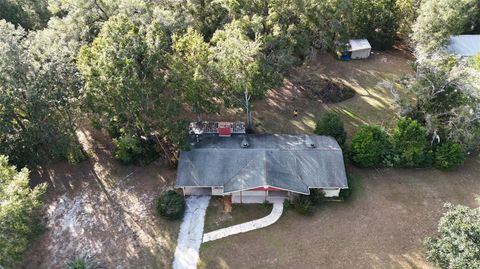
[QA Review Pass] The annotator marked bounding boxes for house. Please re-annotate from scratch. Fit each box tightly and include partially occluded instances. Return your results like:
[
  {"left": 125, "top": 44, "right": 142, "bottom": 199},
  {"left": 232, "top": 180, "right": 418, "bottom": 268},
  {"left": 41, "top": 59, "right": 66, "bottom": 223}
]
[
  {"left": 349, "top": 39, "right": 371, "bottom": 59},
  {"left": 446, "top": 35, "right": 480, "bottom": 57},
  {"left": 175, "top": 133, "right": 348, "bottom": 203}
]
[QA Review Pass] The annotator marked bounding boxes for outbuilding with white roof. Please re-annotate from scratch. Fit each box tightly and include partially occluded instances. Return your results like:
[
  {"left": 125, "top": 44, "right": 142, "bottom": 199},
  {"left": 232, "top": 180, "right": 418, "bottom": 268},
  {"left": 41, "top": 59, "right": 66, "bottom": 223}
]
[
  {"left": 349, "top": 39, "right": 372, "bottom": 59},
  {"left": 446, "top": 35, "right": 480, "bottom": 57}
]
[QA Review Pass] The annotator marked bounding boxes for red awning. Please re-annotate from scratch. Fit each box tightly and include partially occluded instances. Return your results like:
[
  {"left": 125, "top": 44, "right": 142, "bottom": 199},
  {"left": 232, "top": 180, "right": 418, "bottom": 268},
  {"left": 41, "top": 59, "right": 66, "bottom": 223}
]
[{"left": 218, "top": 127, "right": 231, "bottom": 137}]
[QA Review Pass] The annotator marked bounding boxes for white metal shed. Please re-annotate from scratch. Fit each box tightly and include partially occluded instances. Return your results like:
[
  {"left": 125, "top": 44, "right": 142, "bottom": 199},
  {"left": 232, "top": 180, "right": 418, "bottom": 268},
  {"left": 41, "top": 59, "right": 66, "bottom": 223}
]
[
  {"left": 446, "top": 35, "right": 480, "bottom": 57},
  {"left": 349, "top": 39, "right": 371, "bottom": 59}
]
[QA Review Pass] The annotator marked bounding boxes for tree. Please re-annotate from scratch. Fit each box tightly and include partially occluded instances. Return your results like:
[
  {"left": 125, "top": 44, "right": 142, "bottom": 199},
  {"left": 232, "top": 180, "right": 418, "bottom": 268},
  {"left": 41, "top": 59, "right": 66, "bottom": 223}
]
[
  {"left": 210, "top": 21, "right": 265, "bottom": 129},
  {"left": 0, "top": 20, "right": 84, "bottom": 167},
  {"left": 78, "top": 14, "right": 178, "bottom": 136},
  {"left": 350, "top": 125, "right": 389, "bottom": 167},
  {"left": 425, "top": 204, "right": 480, "bottom": 269},
  {"left": 473, "top": 53, "right": 480, "bottom": 71},
  {"left": 350, "top": 0, "right": 399, "bottom": 50},
  {"left": 170, "top": 28, "right": 219, "bottom": 119},
  {"left": 0, "top": 155, "right": 47, "bottom": 268},
  {"left": 412, "top": 0, "right": 480, "bottom": 59},
  {"left": 399, "top": 58, "right": 480, "bottom": 150},
  {"left": 0, "top": 0, "right": 51, "bottom": 30},
  {"left": 314, "top": 112, "right": 346, "bottom": 148}
]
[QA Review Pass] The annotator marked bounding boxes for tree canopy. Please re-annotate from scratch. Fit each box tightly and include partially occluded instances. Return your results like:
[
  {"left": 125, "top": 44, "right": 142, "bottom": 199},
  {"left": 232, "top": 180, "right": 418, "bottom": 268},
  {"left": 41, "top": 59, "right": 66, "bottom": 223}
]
[
  {"left": 425, "top": 204, "right": 480, "bottom": 269},
  {"left": 0, "top": 155, "right": 46, "bottom": 267}
]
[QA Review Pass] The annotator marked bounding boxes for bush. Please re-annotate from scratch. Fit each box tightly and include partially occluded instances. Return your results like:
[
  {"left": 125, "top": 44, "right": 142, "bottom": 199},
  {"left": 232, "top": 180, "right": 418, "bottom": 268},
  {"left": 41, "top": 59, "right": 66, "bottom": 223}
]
[
  {"left": 309, "top": 189, "right": 325, "bottom": 205},
  {"left": 434, "top": 142, "right": 465, "bottom": 170},
  {"left": 66, "top": 145, "right": 87, "bottom": 165},
  {"left": 66, "top": 254, "right": 101, "bottom": 269},
  {"left": 156, "top": 190, "right": 186, "bottom": 220},
  {"left": 292, "top": 194, "right": 314, "bottom": 215},
  {"left": 314, "top": 112, "right": 346, "bottom": 148},
  {"left": 391, "top": 118, "right": 431, "bottom": 167},
  {"left": 113, "top": 135, "right": 143, "bottom": 165},
  {"left": 350, "top": 125, "right": 389, "bottom": 167}
]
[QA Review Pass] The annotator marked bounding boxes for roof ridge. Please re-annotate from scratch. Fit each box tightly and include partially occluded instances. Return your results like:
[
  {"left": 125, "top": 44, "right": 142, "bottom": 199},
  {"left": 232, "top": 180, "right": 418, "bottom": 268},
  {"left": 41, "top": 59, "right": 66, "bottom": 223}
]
[{"left": 223, "top": 153, "right": 266, "bottom": 188}]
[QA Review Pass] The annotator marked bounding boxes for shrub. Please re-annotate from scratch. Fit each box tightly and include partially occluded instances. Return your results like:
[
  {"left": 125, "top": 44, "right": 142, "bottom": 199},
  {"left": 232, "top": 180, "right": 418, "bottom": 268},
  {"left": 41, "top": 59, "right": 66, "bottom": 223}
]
[
  {"left": 292, "top": 194, "right": 314, "bottom": 215},
  {"left": 350, "top": 125, "right": 389, "bottom": 167},
  {"left": 314, "top": 112, "right": 346, "bottom": 148},
  {"left": 66, "top": 145, "right": 87, "bottom": 165},
  {"left": 309, "top": 189, "right": 325, "bottom": 205},
  {"left": 434, "top": 142, "right": 465, "bottom": 170},
  {"left": 283, "top": 199, "right": 292, "bottom": 210},
  {"left": 339, "top": 188, "right": 351, "bottom": 200},
  {"left": 66, "top": 254, "right": 101, "bottom": 269},
  {"left": 156, "top": 190, "right": 186, "bottom": 220},
  {"left": 113, "top": 135, "right": 143, "bottom": 165},
  {"left": 391, "top": 118, "right": 431, "bottom": 167}
]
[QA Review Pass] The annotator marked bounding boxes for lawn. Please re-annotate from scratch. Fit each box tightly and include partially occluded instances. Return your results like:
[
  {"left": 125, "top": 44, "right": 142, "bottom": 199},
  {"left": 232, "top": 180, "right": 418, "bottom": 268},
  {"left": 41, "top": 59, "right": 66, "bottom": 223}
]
[
  {"left": 198, "top": 50, "right": 479, "bottom": 269},
  {"left": 199, "top": 159, "right": 480, "bottom": 269},
  {"left": 253, "top": 50, "right": 414, "bottom": 136},
  {"left": 204, "top": 197, "right": 273, "bottom": 233}
]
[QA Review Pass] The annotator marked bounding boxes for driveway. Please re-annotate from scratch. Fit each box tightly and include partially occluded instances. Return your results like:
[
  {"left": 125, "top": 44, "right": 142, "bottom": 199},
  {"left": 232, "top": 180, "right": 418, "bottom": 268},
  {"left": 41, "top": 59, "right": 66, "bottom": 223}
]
[{"left": 173, "top": 196, "right": 210, "bottom": 269}]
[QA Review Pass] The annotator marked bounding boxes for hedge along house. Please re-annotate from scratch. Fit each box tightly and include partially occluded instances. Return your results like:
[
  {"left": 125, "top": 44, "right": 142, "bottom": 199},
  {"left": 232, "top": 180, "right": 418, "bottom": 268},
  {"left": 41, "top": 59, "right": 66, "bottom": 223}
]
[{"left": 175, "top": 131, "right": 348, "bottom": 204}]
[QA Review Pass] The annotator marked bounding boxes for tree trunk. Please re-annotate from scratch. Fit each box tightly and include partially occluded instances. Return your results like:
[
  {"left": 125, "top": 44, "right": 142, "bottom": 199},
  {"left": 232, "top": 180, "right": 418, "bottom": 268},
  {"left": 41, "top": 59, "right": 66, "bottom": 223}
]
[{"left": 244, "top": 89, "right": 252, "bottom": 129}]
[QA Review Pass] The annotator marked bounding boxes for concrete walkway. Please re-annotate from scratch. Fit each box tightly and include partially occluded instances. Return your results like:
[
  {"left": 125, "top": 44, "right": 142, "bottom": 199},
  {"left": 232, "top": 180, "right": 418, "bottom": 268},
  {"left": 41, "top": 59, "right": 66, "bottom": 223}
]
[
  {"left": 202, "top": 201, "right": 283, "bottom": 243},
  {"left": 172, "top": 196, "right": 210, "bottom": 269}
]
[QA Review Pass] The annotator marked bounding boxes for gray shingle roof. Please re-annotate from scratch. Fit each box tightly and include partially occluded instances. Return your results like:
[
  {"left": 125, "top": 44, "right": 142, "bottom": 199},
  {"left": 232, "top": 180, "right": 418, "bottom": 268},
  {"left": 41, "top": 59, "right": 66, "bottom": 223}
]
[{"left": 175, "top": 134, "right": 348, "bottom": 194}]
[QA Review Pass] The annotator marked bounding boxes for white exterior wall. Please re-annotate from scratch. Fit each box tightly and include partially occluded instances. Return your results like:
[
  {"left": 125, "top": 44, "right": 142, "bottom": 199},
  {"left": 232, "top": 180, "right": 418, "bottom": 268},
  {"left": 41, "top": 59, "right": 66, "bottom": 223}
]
[
  {"left": 211, "top": 186, "right": 224, "bottom": 195},
  {"left": 322, "top": 188, "right": 340, "bottom": 197},
  {"left": 351, "top": 48, "right": 371, "bottom": 59},
  {"left": 183, "top": 187, "right": 212, "bottom": 196},
  {"left": 232, "top": 190, "right": 267, "bottom": 203}
]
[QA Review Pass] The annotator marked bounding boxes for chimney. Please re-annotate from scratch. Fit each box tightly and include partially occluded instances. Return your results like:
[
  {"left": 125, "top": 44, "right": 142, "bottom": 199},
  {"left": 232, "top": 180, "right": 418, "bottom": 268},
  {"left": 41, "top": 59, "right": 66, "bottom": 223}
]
[
  {"left": 305, "top": 135, "right": 315, "bottom": 148},
  {"left": 241, "top": 136, "right": 250, "bottom": 148}
]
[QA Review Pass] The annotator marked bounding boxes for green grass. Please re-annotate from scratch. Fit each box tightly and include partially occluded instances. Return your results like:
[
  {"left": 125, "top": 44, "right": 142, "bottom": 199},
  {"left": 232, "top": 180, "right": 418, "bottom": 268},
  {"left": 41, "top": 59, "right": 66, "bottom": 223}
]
[{"left": 343, "top": 172, "right": 364, "bottom": 203}]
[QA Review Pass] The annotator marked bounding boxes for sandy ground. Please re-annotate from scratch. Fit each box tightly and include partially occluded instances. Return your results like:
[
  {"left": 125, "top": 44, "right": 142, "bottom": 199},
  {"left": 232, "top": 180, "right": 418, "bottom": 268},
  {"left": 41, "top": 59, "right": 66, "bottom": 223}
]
[
  {"left": 21, "top": 127, "right": 179, "bottom": 269},
  {"left": 199, "top": 157, "right": 480, "bottom": 269}
]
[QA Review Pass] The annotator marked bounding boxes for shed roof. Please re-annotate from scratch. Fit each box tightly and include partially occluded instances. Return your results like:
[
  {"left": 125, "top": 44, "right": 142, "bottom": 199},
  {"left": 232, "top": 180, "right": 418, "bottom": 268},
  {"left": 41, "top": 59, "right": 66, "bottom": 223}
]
[
  {"left": 349, "top": 39, "right": 371, "bottom": 51},
  {"left": 176, "top": 134, "right": 348, "bottom": 194},
  {"left": 446, "top": 35, "right": 480, "bottom": 57}
]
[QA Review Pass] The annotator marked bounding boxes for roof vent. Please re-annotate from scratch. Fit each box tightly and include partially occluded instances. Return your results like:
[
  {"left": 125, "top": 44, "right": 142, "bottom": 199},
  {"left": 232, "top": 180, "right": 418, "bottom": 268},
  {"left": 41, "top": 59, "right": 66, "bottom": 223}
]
[
  {"left": 305, "top": 135, "right": 316, "bottom": 148},
  {"left": 241, "top": 137, "right": 250, "bottom": 148}
]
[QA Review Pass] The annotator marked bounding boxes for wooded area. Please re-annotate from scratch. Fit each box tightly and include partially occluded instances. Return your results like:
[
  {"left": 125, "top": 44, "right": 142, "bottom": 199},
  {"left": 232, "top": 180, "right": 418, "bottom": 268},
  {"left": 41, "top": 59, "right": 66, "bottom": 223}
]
[{"left": 1, "top": 0, "right": 480, "bottom": 268}]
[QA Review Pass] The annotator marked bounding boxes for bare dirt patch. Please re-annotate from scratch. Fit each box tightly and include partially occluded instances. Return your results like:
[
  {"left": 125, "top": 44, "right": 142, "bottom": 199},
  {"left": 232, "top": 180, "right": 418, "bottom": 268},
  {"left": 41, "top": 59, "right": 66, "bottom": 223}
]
[
  {"left": 199, "top": 157, "right": 480, "bottom": 269},
  {"left": 291, "top": 75, "right": 356, "bottom": 103},
  {"left": 21, "top": 127, "right": 179, "bottom": 269}
]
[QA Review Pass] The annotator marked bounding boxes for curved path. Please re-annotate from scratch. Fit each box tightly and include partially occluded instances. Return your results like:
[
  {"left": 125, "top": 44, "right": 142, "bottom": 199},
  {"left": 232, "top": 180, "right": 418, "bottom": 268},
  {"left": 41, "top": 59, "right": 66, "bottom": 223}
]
[
  {"left": 202, "top": 201, "right": 284, "bottom": 243},
  {"left": 172, "top": 196, "right": 210, "bottom": 269}
]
